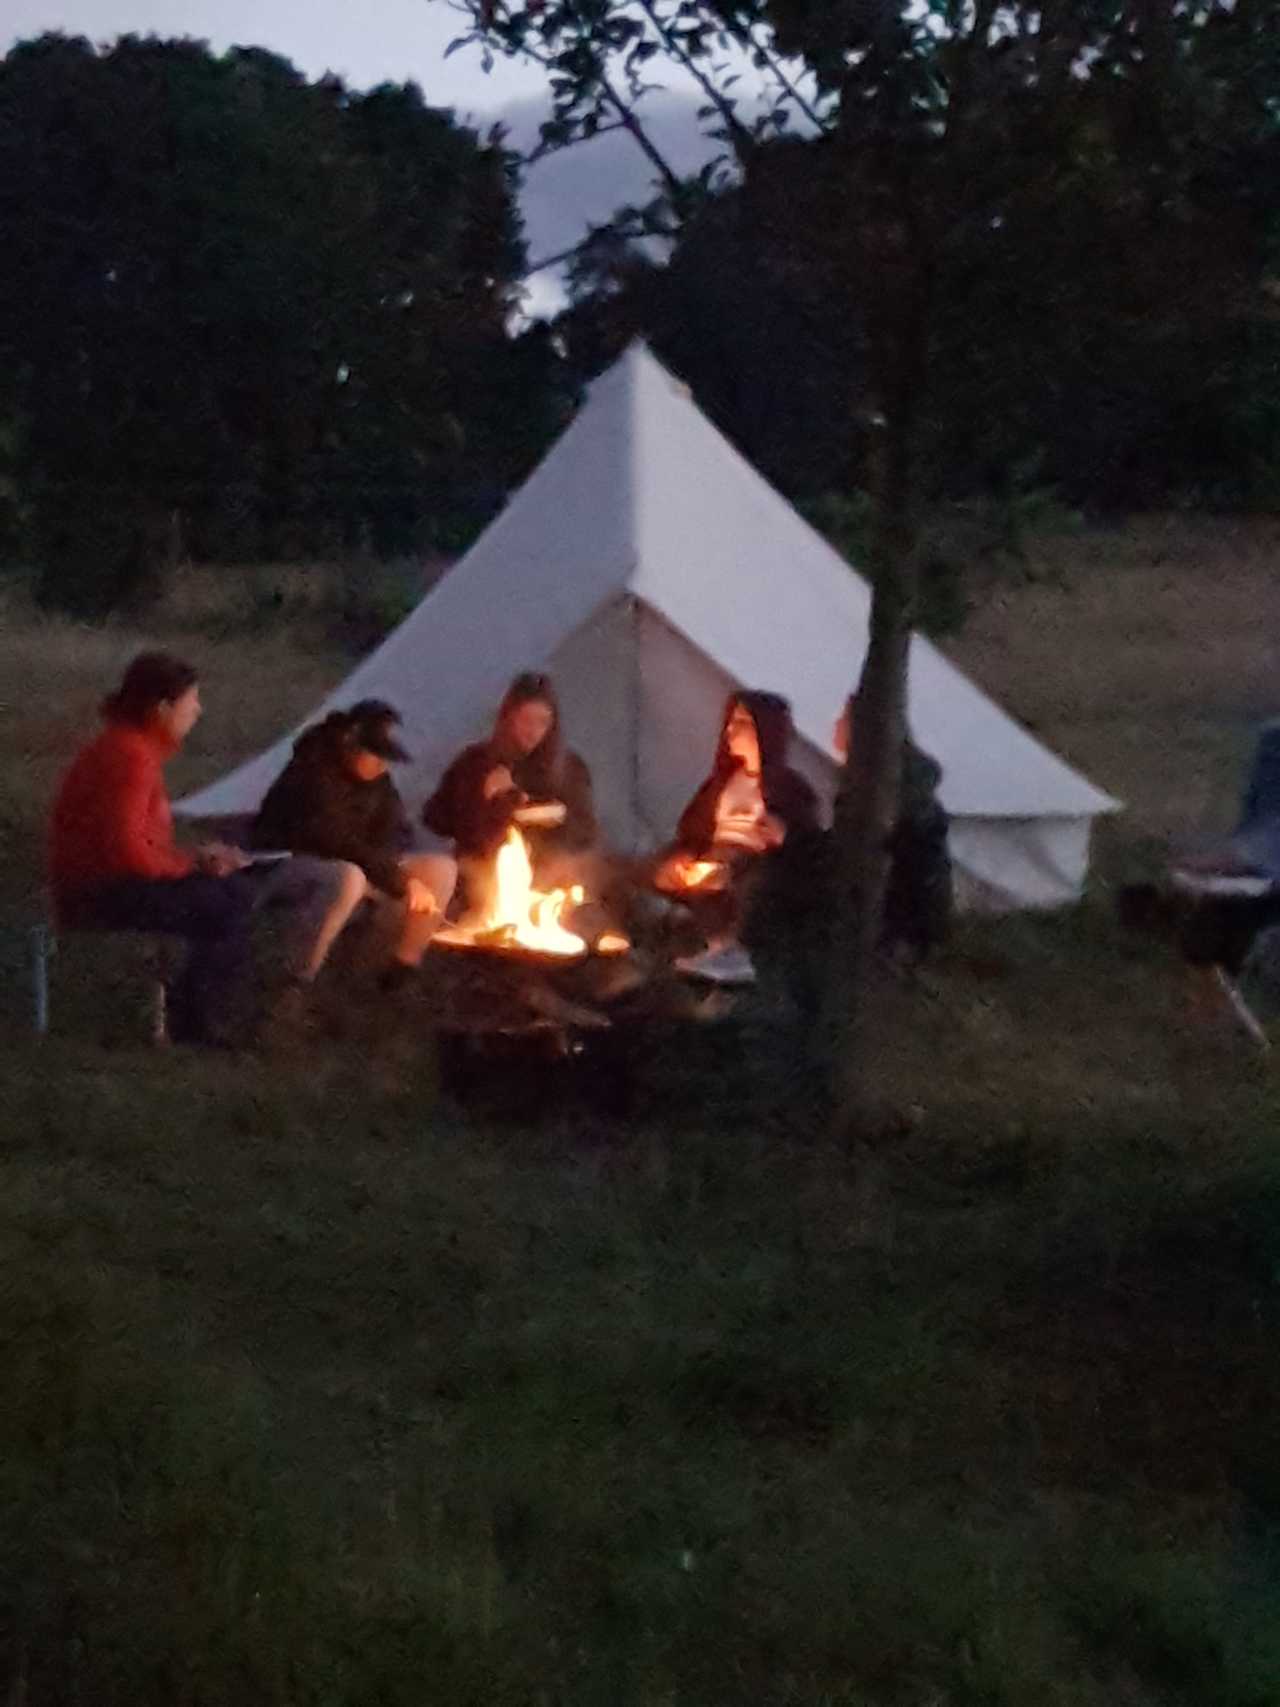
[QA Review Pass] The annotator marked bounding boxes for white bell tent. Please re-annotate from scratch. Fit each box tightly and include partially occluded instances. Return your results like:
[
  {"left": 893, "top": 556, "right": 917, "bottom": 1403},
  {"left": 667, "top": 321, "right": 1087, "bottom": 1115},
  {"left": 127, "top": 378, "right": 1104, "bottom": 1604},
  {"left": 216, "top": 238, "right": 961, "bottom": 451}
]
[{"left": 181, "top": 341, "right": 1118, "bottom": 907}]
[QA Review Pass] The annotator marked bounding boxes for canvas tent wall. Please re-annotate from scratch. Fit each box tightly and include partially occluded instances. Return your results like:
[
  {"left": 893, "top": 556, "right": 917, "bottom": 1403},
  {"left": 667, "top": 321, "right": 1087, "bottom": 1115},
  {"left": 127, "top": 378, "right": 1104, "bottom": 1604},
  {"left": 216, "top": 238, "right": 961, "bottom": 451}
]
[{"left": 181, "top": 341, "right": 1119, "bottom": 908}]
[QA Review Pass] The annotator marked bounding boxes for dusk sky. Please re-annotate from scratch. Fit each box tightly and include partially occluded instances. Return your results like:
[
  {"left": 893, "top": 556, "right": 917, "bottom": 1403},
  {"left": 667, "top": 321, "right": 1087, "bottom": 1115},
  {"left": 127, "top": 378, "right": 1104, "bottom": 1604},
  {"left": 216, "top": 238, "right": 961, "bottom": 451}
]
[
  {"left": 4, "top": 1, "right": 549, "bottom": 111},
  {"left": 3, "top": 2, "right": 719, "bottom": 311}
]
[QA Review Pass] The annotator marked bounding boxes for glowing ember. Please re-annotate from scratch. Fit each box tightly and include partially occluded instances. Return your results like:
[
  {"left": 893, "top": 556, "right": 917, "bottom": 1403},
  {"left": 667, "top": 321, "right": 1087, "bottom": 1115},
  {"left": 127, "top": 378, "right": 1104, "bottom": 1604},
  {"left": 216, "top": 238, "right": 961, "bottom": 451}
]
[
  {"left": 478, "top": 826, "right": 587, "bottom": 957},
  {"left": 595, "top": 930, "right": 631, "bottom": 956}
]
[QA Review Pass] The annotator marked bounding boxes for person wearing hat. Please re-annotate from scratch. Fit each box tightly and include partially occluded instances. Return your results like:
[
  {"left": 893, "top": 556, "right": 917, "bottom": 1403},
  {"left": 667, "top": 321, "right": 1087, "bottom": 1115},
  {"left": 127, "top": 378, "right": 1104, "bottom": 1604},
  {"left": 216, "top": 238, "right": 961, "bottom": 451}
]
[
  {"left": 250, "top": 699, "right": 456, "bottom": 989},
  {"left": 48, "top": 651, "right": 364, "bottom": 1044}
]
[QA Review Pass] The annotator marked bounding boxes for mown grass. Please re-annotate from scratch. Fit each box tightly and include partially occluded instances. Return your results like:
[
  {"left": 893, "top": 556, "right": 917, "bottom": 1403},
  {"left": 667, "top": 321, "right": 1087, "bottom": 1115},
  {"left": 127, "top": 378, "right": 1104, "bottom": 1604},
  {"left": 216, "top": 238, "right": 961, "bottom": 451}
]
[
  {"left": 5, "top": 524, "right": 1280, "bottom": 1703},
  {"left": 5, "top": 1018, "right": 1280, "bottom": 1704}
]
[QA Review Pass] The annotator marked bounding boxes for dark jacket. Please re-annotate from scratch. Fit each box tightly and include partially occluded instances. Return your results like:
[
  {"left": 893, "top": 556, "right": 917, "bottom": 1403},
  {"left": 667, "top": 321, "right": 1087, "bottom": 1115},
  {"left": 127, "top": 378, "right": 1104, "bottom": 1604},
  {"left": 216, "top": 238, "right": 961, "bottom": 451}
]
[
  {"left": 250, "top": 714, "right": 413, "bottom": 897},
  {"left": 675, "top": 690, "right": 820, "bottom": 858},
  {"left": 423, "top": 739, "right": 597, "bottom": 863},
  {"left": 883, "top": 742, "right": 952, "bottom": 954}
]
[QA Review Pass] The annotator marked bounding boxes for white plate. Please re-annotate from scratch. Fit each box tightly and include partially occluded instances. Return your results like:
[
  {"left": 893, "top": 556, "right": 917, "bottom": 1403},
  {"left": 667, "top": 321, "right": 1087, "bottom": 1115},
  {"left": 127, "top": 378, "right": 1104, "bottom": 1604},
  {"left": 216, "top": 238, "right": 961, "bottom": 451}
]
[
  {"left": 514, "top": 802, "right": 567, "bottom": 827},
  {"left": 1170, "top": 869, "right": 1276, "bottom": 900}
]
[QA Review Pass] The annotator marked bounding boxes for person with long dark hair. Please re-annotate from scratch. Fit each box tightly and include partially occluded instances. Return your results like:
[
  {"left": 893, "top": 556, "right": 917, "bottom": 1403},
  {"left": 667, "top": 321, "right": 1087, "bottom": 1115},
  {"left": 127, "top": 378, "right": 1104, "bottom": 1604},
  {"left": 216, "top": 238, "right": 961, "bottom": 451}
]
[
  {"left": 49, "top": 653, "right": 369, "bottom": 1043},
  {"left": 423, "top": 671, "right": 597, "bottom": 909},
  {"left": 655, "top": 690, "right": 820, "bottom": 985}
]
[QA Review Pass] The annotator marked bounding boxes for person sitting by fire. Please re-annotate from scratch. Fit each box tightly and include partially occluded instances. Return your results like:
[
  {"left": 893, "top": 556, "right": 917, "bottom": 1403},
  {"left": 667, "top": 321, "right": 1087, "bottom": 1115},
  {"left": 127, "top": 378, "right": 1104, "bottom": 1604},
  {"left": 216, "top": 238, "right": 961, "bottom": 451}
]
[
  {"left": 250, "top": 699, "right": 457, "bottom": 993},
  {"left": 831, "top": 700, "right": 953, "bottom": 966},
  {"left": 654, "top": 691, "right": 821, "bottom": 987},
  {"left": 422, "top": 671, "right": 598, "bottom": 916},
  {"left": 49, "top": 652, "right": 367, "bottom": 1045}
]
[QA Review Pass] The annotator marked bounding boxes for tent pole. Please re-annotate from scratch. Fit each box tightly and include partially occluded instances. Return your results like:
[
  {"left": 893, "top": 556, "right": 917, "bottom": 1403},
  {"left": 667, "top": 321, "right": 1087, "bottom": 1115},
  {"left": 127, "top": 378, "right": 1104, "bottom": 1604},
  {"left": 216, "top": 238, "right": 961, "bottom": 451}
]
[{"left": 627, "top": 594, "right": 642, "bottom": 849}]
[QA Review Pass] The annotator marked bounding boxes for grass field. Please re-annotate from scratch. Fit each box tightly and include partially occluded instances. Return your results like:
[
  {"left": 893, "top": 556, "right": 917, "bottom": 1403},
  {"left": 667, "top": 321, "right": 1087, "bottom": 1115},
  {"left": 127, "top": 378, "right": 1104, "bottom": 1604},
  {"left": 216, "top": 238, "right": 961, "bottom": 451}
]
[{"left": 4, "top": 523, "right": 1280, "bottom": 1704}]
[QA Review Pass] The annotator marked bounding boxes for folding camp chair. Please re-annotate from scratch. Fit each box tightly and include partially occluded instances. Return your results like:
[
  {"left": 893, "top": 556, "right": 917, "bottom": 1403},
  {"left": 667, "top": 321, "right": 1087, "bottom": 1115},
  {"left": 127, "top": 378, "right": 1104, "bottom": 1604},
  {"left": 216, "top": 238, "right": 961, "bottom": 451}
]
[
  {"left": 28, "top": 918, "right": 174, "bottom": 1045},
  {"left": 1162, "top": 719, "right": 1280, "bottom": 1050}
]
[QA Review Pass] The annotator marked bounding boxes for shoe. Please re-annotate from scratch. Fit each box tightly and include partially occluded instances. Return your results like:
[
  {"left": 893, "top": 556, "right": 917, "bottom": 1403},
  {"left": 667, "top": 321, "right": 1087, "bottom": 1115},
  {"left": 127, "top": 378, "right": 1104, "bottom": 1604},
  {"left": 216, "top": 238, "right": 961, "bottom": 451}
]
[{"left": 673, "top": 943, "right": 757, "bottom": 986}]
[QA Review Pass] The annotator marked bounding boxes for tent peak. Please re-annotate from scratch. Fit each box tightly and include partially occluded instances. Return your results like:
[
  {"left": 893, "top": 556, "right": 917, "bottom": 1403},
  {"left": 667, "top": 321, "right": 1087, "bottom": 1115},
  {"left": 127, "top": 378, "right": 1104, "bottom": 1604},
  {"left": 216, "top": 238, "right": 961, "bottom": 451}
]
[{"left": 599, "top": 338, "right": 693, "bottom": 401}]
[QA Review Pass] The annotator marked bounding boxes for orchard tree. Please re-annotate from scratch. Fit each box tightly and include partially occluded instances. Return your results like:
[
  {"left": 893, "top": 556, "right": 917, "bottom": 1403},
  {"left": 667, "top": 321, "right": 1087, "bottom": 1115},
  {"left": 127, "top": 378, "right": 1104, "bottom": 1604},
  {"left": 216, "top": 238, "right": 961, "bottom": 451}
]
[{"left": 445, "top": 0, "right": 1273, "bottom": 1130}]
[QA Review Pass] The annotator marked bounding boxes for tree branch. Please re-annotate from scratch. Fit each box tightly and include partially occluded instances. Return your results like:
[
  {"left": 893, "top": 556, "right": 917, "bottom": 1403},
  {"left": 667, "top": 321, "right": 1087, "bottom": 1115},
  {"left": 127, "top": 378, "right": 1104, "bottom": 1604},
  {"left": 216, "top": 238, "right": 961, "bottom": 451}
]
[
  {"left": 717, "top": 12, "right": 831, "bottom": 136},
  {"left": 631, "top": 0, "right": 755, "bottom": 162},
  {"left": 458, "top": 3, "right": 687, "bottom": 196}
]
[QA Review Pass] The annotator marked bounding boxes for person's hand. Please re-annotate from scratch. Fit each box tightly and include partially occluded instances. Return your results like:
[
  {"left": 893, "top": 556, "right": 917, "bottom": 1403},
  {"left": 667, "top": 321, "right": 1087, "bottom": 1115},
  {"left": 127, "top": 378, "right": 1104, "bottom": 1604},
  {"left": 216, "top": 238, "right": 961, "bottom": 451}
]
[
  {"left": 483, "top": 765, "right": 515, "bottom": 800},
  {"left": 405, "top": 876, "right": 437, "bottom": 915},
  {"left": 196, "top": 842, "right": 249, "bottom": 877},
  {"left": 761, "top": 813, "right": 786, "bottom": 849}
]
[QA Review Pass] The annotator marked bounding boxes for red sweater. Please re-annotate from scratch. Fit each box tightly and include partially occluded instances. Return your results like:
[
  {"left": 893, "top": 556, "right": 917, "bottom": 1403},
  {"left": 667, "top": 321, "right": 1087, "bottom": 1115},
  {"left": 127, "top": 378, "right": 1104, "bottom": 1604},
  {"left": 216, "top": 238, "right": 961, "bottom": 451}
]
[{"left": 49, "top": 722, "right": 194, "bottom": 908}]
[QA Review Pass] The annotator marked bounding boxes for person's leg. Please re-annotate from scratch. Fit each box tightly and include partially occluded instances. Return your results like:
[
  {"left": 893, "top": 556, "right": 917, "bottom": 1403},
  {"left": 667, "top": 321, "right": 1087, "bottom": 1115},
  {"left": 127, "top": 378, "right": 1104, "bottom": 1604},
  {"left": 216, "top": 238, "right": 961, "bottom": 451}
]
[
  {"left": 85, "top": 874, "right": 254, "bottom": 1042},
  {"left": 390, "top": 852, "right": 457, "bottom": 968},
  {"left": 688, "top": 846, "right": 754, "bottom": 949},
  {"left": 256, "top": 856, "right": 369, "bottom": 983},
  {"left": 455, "top": 853, "right": 496, "bottom": 924}
]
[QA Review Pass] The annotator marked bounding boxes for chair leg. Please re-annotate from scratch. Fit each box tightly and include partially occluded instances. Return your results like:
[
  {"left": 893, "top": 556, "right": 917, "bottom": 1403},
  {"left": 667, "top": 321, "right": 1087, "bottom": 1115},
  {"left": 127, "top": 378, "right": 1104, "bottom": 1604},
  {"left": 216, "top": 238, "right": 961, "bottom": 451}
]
[
  {"left": 148, "top": 979, "right": 170, "bottom": 1047},
  {"left": 1213, "top": 966, "right": 1271, "bottom": 1051},
  {"left": 30, "top": 926, "right": 51, "bottom": 1037}
]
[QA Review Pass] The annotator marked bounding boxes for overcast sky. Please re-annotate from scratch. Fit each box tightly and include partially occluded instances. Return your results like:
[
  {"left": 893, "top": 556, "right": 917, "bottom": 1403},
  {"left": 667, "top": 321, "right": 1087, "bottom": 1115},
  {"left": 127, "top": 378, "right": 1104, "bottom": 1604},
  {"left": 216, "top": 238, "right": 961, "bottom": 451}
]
[{"left": 4, "top": 1, "right": 719, "bottom": 314}]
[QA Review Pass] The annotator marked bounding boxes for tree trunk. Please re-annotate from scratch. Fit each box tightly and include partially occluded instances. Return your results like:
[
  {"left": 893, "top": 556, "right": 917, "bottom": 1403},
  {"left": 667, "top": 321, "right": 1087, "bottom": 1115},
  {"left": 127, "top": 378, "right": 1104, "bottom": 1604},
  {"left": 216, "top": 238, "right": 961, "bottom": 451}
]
[{"left": 824, "top": 241, "right": 926, "bottom": 1136}]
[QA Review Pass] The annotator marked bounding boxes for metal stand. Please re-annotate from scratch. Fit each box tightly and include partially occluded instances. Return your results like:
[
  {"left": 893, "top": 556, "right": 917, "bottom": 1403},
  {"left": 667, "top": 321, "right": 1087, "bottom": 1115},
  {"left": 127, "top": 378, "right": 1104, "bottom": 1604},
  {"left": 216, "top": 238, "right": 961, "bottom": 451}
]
[
  {"left": 30, "top": 925, "right": 51, "bottom": 1037},
  {"left": 1213, "top": 966, "right": 1271, "bottom": 1052}
]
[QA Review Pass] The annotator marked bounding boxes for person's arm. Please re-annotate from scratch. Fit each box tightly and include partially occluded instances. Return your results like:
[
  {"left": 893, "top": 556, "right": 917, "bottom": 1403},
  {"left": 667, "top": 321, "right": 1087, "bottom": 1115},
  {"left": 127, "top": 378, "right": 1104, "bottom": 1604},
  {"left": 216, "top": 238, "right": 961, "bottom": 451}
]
[
  {"left": 249, "top": 770, "right": 292, "bottom": 851},
  {"left": 775, "top": 769, "right": 821, "bottom": 838},
  {"left": 421, "top": 757, "right": 462, "bottom": 839},
  {"left": 424, "top": 748, "right": 521, "bottom": 852},
  {"left": 386, "top": 784, "right": 414, "bottom": 856},
  {"left": 262, "top": 767, "right": 408, "bottom": 896},
  {"left": 557, "top": 755, "right": 598, "bottom": 852},
  {"left": 352, "top": 783, "right": 414, "bottom": 896},
  {"left": 98, "top": 744, "right": 194, "bottom": 880},
  {"left": 354, "top": 844, "right": 408, "bottom": 899},
  {"left": 675, "top": 771, "right": 726, "bottom": 859}
]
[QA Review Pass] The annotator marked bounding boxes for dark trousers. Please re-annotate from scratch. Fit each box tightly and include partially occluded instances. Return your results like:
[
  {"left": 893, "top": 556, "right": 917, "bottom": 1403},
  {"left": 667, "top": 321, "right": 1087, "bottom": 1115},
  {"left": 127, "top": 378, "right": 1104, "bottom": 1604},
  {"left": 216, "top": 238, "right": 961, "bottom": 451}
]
[{"left": 70, "top": 873, "right": 257, "bottom": 1042}]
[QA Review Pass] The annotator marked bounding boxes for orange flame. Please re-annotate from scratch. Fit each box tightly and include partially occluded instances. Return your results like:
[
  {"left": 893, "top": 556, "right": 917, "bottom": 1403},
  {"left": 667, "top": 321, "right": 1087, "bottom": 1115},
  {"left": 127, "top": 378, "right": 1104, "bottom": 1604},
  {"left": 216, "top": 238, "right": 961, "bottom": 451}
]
[{"left": 480, "top": 827, "right": 587, "bottom": 957}]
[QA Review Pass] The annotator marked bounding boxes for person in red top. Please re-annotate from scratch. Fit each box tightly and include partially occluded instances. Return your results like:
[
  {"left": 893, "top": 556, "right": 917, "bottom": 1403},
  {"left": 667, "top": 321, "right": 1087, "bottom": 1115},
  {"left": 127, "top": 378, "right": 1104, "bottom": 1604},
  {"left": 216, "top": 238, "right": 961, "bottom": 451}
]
[{"left": 50, "top": 653, "right": 259, "bottom": 1043}]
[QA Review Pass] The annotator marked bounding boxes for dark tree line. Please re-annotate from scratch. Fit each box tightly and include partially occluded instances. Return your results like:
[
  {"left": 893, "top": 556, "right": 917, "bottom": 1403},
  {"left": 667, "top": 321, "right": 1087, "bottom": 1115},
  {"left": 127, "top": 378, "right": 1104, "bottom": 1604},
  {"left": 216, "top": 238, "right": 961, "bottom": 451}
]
[{"left": 0, "top": 33, "right": 562, "bottom": 612}]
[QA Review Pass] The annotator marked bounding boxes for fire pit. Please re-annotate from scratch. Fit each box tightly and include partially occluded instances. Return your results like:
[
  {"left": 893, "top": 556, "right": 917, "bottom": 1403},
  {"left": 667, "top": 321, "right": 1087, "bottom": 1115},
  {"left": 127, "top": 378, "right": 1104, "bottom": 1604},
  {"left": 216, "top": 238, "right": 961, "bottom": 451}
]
[
  {"left": 421, "top": 827, "right": 751, "bottom": 1121},
  {"left": 427, "top": 826, "right": 642, "bottom": 1042}
]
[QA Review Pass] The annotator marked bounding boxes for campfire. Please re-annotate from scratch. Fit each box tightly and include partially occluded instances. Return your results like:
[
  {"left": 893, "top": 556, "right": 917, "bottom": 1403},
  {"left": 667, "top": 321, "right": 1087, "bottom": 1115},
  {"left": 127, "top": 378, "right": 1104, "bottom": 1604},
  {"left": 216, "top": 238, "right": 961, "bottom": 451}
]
[{"left": 436, "top": 827, "right": 628, "bottom": 960}]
